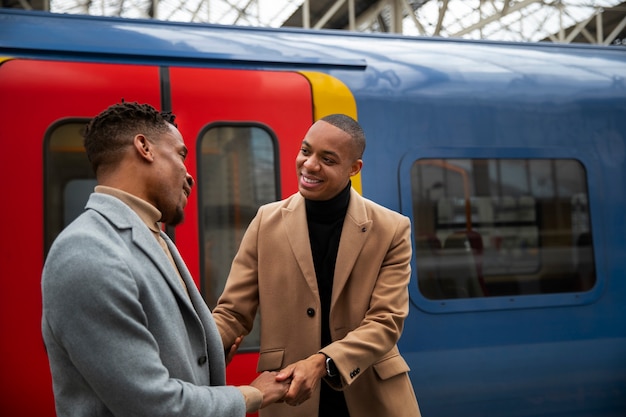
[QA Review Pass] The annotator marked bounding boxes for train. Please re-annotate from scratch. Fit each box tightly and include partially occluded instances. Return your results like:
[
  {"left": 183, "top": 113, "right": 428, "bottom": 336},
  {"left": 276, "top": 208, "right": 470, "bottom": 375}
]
[{"left": 1, "top": 8, "right": 625, "bottom": 417}]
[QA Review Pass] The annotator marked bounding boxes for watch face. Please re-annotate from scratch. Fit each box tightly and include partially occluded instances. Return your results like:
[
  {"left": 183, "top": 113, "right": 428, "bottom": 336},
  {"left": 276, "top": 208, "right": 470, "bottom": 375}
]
[{"left": 326, "top": 357, "right": 337, "bottom": 377}]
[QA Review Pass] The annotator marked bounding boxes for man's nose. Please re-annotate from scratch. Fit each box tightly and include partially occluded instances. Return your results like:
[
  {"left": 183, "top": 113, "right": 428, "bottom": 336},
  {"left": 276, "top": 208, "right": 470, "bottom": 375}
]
[
  {"left": 186, "top": 173, "right": 195, "bottom": 188},
  {"left": 303, "top": 156, "right": 319, "bottom": 170}
]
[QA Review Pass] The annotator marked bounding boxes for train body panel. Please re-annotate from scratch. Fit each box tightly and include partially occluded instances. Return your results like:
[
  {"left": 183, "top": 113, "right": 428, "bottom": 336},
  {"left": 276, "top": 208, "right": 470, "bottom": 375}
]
[{"left": 1, "top": 9, "right": 625, "bottom": 417}]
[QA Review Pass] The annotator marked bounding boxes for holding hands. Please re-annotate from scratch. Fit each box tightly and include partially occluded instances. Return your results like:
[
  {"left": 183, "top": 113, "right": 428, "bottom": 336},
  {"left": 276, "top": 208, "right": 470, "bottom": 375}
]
[
  {"left": 275, "top": 353, "right": 327, "bottom": 406},
  {"left": 250, "top": 371, "right": 291, "bottom": 408},
  {"left": 229, "top": 341, "right": 328, "bottom": 409}
]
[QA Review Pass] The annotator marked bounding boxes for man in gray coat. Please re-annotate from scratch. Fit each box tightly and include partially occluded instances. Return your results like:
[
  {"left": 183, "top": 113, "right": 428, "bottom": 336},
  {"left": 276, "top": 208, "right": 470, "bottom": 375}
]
[{"left": 41, "top": 101, "right": 288, "bottom": 417}]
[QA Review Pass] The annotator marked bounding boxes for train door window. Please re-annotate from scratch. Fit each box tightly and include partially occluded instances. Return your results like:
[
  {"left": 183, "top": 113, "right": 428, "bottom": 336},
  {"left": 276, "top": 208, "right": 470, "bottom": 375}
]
[
  {"left": 44, "top": 121, "right": 95, "bottom": 255},
  {"left": 198, "top": 123, "right": 278, "bottom": 349},
  {"left": 411, "top": 158, "right": 595, "bottom": 300}
]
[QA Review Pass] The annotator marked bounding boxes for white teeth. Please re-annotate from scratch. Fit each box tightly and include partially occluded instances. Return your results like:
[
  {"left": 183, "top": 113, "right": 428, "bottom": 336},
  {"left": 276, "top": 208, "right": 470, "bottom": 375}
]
[{"left": 302, "top": 176, "right": 320, "bottom": 184}]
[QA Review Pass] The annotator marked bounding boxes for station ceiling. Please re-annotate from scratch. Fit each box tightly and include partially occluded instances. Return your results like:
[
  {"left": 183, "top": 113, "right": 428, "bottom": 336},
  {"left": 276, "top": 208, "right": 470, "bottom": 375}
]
[{"left": 2, "top": 0, "right": 625, "bottom": 45}]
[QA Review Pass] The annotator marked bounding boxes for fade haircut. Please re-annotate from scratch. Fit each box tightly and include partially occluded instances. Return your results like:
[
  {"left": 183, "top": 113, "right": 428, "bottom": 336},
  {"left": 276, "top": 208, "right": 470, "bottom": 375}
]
[
  {"left": 83, "top": 101, "right": 177, "bottom": 174},
  {"left": 321, "top": 114, "right": 366, "bottom": 159}
]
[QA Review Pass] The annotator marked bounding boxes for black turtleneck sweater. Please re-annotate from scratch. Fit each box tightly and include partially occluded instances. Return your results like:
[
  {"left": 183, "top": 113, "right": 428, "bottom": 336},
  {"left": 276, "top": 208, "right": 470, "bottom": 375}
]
[{"left": 305, "top": 182, "right": 351, "bottom": 417}]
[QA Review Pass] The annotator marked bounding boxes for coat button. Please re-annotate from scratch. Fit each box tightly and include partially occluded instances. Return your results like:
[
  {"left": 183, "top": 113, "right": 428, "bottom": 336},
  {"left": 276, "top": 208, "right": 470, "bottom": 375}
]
[
  {"left": 306, "top": 308, "right": 315, "bottom": 317},
  {"left": 197, "top": 355, "right": 207, "bottom": 365}
]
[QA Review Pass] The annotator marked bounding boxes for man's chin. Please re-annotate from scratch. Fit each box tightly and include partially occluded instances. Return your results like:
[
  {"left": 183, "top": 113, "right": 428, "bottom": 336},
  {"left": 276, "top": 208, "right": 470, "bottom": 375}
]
[
  {"left": 299, "top": 189, "right": 325, "bottom": 201},
  {"left": 163, "top": 212, "right": 185, "bottom": 227}
]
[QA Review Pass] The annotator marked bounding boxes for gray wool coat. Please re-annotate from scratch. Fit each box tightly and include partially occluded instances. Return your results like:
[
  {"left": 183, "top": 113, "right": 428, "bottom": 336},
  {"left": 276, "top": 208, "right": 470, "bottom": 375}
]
[{"left": 41, "top": 193, "right": 245, "bottom": 417}]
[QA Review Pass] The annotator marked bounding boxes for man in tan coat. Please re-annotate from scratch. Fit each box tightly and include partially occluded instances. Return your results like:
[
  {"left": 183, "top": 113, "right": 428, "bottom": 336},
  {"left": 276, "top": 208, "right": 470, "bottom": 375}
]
[{"left": 213, "top": 114, "right": 421, "bottom": 417}]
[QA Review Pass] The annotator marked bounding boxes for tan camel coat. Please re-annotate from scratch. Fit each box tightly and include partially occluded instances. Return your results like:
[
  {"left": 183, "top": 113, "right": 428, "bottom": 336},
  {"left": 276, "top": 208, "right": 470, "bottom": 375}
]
[{"left": 213, "top": 189, "right": 421, "bottom": 417}]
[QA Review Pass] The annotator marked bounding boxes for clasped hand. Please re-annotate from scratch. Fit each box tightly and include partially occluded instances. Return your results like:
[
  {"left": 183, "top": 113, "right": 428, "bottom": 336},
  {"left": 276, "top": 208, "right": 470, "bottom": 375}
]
[
  {"left": 275, "top": 353, "right": 326, "bottom": 406},
  {"left": 229, "top": 337, "right": 326, "bottom": 408}
]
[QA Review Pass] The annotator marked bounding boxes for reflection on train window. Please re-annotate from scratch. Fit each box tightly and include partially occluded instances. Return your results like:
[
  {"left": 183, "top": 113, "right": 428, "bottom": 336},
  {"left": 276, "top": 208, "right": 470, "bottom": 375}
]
[
  {"left": 411, "top": 159, "right": 595, "bottom": 299},
  {"left": 198, "top": 124, "right": 278, "bottom": 349},
  {"left": 44, "top": 122, "right": 95, "bottom": 256}
]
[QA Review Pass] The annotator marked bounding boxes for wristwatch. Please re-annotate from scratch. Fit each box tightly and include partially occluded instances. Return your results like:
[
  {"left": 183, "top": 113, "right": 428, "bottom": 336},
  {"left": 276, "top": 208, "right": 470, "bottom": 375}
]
[{"left": 324, "top": 355, "right": 338, "bottom": 378}]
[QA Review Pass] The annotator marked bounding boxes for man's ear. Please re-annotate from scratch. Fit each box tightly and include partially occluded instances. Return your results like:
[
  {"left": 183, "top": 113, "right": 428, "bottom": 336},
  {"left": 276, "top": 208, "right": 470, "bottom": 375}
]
[
  {"left": 350, "top": 159, "right": 363, "bottom": 177},
  {"left": 134, "top": 134, "right": 153, "bottom": 162}
]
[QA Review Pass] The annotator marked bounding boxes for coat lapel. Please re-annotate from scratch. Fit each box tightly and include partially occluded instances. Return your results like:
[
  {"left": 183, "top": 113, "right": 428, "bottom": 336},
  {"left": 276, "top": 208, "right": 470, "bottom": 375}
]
[
  {"left": 87, "top": 193, "right": 195, "bottom": 309},
  {"left": 164, "top": 234, "right": 226, "bottom": 385},
  {"left": 282, "top": 194, "right": 320, "bottom": 294},
  {"left": 132, "top": 228, "right": 194, "bottom": 309},
  {"left": 332, "top": 189, "right": 372, "bottom": 306}
]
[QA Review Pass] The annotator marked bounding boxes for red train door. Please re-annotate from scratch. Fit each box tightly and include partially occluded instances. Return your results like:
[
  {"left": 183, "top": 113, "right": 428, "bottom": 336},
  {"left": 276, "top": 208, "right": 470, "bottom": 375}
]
[
  {"left": 167, "top": 67, "right": 359, "bottom": 403},
  {"left": 167, "top": 67, "right": 315, "bottom": 394}
]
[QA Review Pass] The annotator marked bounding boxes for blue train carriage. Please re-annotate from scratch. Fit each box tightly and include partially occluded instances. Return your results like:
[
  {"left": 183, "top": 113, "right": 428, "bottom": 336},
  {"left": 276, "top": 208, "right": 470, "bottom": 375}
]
[{"left": 0, "top": 8, "right": 625, "bottom": 417}]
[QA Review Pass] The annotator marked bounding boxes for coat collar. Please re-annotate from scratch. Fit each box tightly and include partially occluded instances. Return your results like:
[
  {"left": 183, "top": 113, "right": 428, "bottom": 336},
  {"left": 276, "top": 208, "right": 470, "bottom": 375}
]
[{"left": 85, "top": 193, "right": 194, "bottom": 309}]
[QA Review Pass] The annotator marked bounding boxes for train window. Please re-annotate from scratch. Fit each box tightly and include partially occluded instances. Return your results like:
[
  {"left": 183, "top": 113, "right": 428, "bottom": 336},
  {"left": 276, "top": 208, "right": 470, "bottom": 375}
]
[
  {"left": 198, "top": 124, "right": 278, "bottom": 350},
  {"left": 44, "top": 121, "right": 95, "bottom": 255},
  {"left": 411, "top": 159, "right": 595, "bottom": 300}
]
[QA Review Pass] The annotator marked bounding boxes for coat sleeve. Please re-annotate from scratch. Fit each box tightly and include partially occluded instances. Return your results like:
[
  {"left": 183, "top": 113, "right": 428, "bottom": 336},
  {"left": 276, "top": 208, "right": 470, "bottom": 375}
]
[
  {"left": 41, "top": 224, "right": 246, "bottom": 417},
  {"left": 212, "top": 207, "right": 263, "bottom": 349}
]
